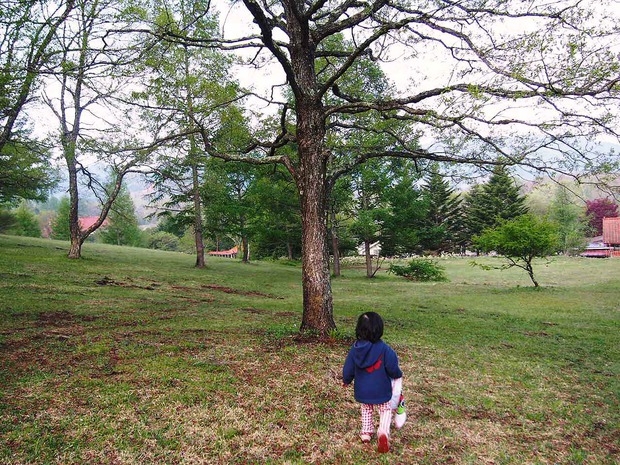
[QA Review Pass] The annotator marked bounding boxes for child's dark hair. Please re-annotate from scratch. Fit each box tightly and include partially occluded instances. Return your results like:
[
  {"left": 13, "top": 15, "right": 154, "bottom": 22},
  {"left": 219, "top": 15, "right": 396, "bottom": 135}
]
[{"left": 356, "top": 312, "right": 384, "bottom": 343}]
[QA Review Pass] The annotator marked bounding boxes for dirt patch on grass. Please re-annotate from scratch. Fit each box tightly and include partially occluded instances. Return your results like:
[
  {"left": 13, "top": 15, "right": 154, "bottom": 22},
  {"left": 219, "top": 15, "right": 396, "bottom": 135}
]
[
  {"left": 95, "top": 276, "right": 161, "bottom": 290},
  {"left": 36, "top": 310, "right": 77, "bottom": 326},
  {"left": 35, "top": 311, "right": 98, "bottom": 329},
  {"left": 201, "top": 284, "right": 280, "bottom": 298}
]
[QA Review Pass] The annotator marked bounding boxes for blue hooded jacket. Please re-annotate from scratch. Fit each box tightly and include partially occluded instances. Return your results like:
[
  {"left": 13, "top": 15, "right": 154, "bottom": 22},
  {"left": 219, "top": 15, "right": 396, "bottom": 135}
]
[{"left": 343, "top": 339, "right": 403, "bottom": 404}]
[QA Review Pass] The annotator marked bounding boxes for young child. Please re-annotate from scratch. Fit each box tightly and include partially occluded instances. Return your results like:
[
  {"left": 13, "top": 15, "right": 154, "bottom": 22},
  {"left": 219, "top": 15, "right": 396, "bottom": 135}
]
[{"left": 343, "top": 312, "right": 403, "bottom": 453}]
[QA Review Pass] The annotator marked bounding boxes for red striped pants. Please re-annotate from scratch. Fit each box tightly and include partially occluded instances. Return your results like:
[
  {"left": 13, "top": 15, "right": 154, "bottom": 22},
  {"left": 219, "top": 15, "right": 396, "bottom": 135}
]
[{"left": 360, "top": 400, "right": 392, "bottom": 436}]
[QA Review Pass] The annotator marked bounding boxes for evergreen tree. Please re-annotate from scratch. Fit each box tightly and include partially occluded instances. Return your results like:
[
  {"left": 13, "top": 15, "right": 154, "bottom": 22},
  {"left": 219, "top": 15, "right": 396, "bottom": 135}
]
[
  {"left": 0, "top": 208, "right": 17, "bottom": 234},
  {"left": 201, "top": 159, "right": 257, "bottom": 263},
  {"left": 462, "top": 184, "right": 486, "bottom": 242},
  {"left": 349, "top": 159, "right": 392, "bottom": 277},
  {"left": 247, "top": 167, "right": 301, "bottom": 260},
  {"left": 380, "top": 163, "right": 426, "bottom": 257},
  {"left": 548, "top": 185, "right": 588, "bottom": 254},
  {"left": 464, "top": 166, "right": 528, "bottom": 244},
  {"left": 50, "top": 197, "right": 71, "bottom": 241},
  {"left": 12, "top": 202, "right": 41, "bottom": 237},
  {"left": 100, "top": 186, "right": 142, "bottom": 247},
  {"left": 327, "top": 175, "right": 357, "bottom": 276},
  {"left": 0, "top": 138, "right": 58, "bottom": 204},
  {"left": 418, "top": 166, "right": 463, "bottom": 254},
  {"left": 137, "top": 2, "right": 242, "bottom": 268}
]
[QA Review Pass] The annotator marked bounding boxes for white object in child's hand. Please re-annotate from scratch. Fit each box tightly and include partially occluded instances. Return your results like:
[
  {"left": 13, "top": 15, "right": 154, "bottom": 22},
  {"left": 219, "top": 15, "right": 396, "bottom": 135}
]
[
  {"left": 391, "top": 377, "right": 407, "bottom": 429},
  {"left": 394, "top": 395, "right": 407, "bottom": 429},
  {"left": 390, "top": 377, "right": 402, "bottom": 409}
]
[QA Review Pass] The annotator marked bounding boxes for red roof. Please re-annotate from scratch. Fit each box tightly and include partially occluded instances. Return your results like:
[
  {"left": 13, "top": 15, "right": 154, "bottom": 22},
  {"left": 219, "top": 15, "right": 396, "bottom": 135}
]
[
  {"left": 79, "top": 216, "right": 108, "bottom": 231},
  {"left": 603, "top": 217, "right": 620, "bottom": 245},
  {"left": 208, "top": 246, "right": 238, "bottom": 256}
]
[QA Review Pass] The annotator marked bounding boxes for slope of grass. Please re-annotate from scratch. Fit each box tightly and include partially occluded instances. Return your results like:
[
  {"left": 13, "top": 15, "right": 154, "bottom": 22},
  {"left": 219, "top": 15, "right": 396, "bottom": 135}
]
[{"left": 0, "top": 235, "right": 618, "bottom": 464}]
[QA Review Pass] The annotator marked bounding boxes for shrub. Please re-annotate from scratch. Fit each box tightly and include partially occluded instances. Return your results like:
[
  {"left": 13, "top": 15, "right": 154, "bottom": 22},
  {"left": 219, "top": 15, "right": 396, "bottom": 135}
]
[
  {"left": 388, "top": 259, "right": 448, "bottom": 282},
  {"left": 0, "top": 210, "right": 17, "bottom": 233},
  {"left": 146, "top": 231, "right": 180, "bottom": 251}
]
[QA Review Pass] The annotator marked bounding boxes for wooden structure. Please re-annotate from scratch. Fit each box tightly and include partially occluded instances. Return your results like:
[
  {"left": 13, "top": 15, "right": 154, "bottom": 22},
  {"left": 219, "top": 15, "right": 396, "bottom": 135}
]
[
  {"left": 207, "top": 246, "right": 238, "bottom": 258},
  {"left": 582, "top": 217, "right": 620, "bottom": 257}
]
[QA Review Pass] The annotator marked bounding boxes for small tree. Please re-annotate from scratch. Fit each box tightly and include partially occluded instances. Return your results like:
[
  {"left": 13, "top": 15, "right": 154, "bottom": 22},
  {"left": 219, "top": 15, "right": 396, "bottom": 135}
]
[
  {"left": 100, "top": 186, "right": 142, "bottom": 247},
  {"left": 548, "top": 185, "right": 588, "bottom": 254},
  {"left": 0, "top": 209, "right": 17, "bottom": 233},
  {"left": 472, "top": 214, "right": 560, "bottom": 287},
  {"left": 50, "top": 197, "right": 71, "bottom": 241},
  {"left": 145, "top": 231, "right": 180, "bottom": 251},
  {"left": 12, "top": 202, "right": 41, "bottom": 237}
]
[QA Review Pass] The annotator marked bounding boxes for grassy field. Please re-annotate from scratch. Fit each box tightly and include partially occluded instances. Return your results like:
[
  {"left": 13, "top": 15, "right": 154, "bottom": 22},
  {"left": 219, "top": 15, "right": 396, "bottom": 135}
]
[{"left": 0, "top": 235, "right": 618, "bottom": 464}]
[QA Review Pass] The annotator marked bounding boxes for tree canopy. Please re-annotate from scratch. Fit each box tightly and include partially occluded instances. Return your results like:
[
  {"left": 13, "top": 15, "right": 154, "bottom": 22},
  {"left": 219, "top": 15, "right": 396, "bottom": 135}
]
[{"left": 472, "top": 214, "right": 560, "bottom": 287}]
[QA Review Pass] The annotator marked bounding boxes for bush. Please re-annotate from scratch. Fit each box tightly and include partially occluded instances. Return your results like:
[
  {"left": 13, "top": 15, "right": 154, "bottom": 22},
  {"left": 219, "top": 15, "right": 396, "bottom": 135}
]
[
  {"left": 0, "top": 210, "right": 18, "bottom": 234},
  {"left": 146, "top": 231, "right": 180, "bottom": 251},
  {"left": 388, "top": 259, "right": 448, "bottom": 282}
]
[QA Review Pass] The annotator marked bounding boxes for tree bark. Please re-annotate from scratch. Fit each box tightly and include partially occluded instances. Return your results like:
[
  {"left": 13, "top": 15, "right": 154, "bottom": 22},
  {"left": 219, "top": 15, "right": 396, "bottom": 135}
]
[
  {"left": 364, "top": 239, "right": 373, "bottom": 278},
  {"left": 526, "top": 260, "right": 539, "bottom": 287},
  {"left": 185, "top": 46, "right": 205, "bottom": 269},
  {"left": 65, "top": 138, "right": 83, "bottom": 259},
  {"left": 287, "top": 239, "right": 293, "bottom": 260},
  {"left": 242, "top": 235, "right": 249, "bottom": 263},
  {"left": 297, "top": 99, "right": 335, "bottom": 335},
  {"left": 330, "top": 207, "right": 341, "bottom": 277},
  {"left": 192, "top": 163, "right": 205, "bottom": 268}
]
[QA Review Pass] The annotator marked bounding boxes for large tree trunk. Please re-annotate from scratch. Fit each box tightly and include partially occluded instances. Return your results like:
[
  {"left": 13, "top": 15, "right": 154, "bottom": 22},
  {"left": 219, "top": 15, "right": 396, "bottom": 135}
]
[
  {"left": 192, "top": 164, "right": 205, "bottom": 268},
  {"left": 297, "top": 98, "right": 335, "bottom": 335},
  {"left": 280, "top": 0, "right": 335, "bottom": 335},
  {"left": 66, "top": 142, "right": 83, "bottom": 259},
  {"left": 68, "top": 236, "right": 83, "bottom": 259},
  {"left": 299, "top": 183, "right": 335, "bottom": 334}
]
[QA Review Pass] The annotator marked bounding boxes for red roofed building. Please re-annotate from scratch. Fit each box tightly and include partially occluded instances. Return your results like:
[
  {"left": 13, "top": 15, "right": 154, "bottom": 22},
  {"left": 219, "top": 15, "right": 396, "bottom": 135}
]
[
  {"left": 79, "top": 216, "right": 109, "bottom": 231},
  {"left": 603, "top": 217, "right": 620, "bottom": 257},
  {"left": 208, "top": 246, "right": 238, "bottom": 258}
]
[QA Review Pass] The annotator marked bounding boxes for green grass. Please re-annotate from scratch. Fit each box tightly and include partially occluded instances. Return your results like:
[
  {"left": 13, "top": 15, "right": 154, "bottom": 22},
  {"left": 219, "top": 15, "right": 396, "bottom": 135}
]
[{"left": 1, "top": 235, "right": 618, "bottom": 464}]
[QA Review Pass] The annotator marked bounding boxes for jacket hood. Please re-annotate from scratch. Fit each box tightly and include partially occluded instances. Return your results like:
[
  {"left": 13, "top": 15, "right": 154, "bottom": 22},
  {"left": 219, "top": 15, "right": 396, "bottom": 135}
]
[{"left": 352, "top": 340, "right": 385, "bottom": 369}]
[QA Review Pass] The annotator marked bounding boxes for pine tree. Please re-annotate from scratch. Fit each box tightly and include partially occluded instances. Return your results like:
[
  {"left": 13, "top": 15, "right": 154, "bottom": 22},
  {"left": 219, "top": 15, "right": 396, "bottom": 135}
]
[
  {"left": 50, "top": 197, "right": 71, "bottom": 241},
  {"left": 464, "top": 166, "right": 528, "bottom": 243},
  {"left": 13, "top": 202, "right": 41, "bottom": 237},
  {"left": 548, "top": 185, "right": 588, "bottom": 254},
  {"left": 418, "top": 166, "right": 463, "bottom": 253},
  {"left": 100, "top": 186, "right": 142, "bottom": 247},
  {"left": 380, "top": 170, "right": 425, "bottom": 257}
]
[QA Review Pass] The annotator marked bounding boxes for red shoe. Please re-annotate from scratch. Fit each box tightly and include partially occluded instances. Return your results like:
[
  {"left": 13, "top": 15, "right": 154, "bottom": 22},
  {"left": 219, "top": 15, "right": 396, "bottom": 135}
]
[{"left": 377, "top": 433, "right": 389, "bottom": 453}]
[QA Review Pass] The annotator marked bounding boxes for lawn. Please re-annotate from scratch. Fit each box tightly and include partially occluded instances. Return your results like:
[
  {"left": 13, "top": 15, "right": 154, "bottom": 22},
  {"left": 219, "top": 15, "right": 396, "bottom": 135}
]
[{"left": 0, "top": 235, "right": 618, "bottom": 464}]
